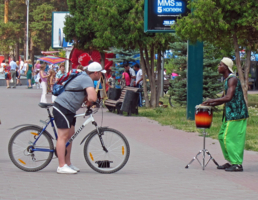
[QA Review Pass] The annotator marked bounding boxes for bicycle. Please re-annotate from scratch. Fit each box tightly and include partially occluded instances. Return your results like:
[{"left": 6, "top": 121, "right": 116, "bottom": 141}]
[{"left": 8, "top": 102, "right": 130, "bottom": 174}]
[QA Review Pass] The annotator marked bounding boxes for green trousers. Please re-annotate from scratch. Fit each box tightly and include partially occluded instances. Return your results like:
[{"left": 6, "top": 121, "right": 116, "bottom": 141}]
[{"left": 218, "top": 118, "right": 247, "bottom": 165}]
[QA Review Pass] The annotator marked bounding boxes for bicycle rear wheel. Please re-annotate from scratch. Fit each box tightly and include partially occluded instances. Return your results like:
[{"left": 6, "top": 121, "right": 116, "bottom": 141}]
[
  {"left": 8, "top": 126, "right": 54, "bottom": 172},
  {"left": 84, "top": 128, "right": 130, "bottom": 174}
]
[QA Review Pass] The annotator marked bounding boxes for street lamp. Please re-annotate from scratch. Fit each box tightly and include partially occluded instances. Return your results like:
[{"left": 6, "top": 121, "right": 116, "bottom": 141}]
[{"left": 26, "top": 0, "right": 29, "bottom": 60}]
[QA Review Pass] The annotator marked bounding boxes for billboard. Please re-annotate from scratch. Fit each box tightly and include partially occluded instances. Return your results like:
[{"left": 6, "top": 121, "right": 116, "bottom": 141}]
[
  {"left": 144, "top": 0, "right": 189, "bottom": 33},
  {"left": 52, "top": 12, "right": 73, "bottom": 49}
]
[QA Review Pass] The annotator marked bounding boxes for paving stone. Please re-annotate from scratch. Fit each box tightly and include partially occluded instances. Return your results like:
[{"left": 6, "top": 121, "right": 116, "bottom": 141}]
[{"left": 0, "top": 86, "right": 258, "bottom": 199}]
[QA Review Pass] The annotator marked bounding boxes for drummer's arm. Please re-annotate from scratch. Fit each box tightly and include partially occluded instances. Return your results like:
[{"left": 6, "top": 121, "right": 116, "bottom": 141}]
[{"left": 203, "top": 78, "right": 237, "bottom": 106}]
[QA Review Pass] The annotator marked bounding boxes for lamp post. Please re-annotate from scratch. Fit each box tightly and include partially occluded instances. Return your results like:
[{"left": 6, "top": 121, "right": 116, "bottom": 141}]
[{"left": 26, "top": 0, "right": 29, "bottom": 60}]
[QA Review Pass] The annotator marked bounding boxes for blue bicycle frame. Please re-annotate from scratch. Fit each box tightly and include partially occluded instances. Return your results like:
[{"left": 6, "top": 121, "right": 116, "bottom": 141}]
[{"left": 30, "top": 106, "right": 97, "bottom": 153}]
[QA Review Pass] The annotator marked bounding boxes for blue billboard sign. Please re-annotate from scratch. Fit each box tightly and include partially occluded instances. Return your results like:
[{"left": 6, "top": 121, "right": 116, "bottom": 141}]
[{"left": 144, "top": 0, "right": 189, "bottom": 33}]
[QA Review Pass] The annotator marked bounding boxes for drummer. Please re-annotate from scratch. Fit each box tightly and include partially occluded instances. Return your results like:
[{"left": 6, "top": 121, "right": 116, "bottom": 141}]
[{"left": 202, "top": 57, "right": 248, "bottom": 172}]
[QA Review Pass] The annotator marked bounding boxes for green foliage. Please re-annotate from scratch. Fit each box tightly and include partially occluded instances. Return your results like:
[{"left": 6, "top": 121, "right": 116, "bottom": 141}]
[
  {"left": 202, "top": 43, "right": 223, "bottom": 100},
  {"left": 168, "top": 38, "right": 188, "bottom": 105},
  {"left": 168, "top": 38, "right": 224, "bottom": 105},
  {"left": 63, "top": 0, "right": 175, "bottom": 107},
  {"left": 105, "top": 48, "right": 140, "bottom": 64},
  {"left": 30, "top": 3, "right": 54, "bottom": 50},
  {"left": 0, "top": 0, "right": 68, "bottom": 56},
  {"left": 174, "top": 0, "right": 258, "bottom": 51}
]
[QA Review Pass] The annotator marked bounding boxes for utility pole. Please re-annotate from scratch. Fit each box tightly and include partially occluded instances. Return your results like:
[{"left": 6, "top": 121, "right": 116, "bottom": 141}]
[
  {"left": 26, "top": 0, "right": 30, "bottom": 60},
  {"left": 4, "top": 0, "right": 9, "bottom": 23}
]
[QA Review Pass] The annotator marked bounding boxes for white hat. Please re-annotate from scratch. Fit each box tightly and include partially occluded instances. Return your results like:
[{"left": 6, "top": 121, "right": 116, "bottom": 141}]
[
  {"left": 221, "top": 57, "right": 234, "bottom": 73},
  {"left": 87, "top": 62, "right": 106, "bottom": 73}
]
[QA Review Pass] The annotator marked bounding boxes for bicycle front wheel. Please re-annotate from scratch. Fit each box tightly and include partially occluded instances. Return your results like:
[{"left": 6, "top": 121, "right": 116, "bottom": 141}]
[
  {"left": 8, "top": 126, "right": 54, "bottom": 172},
  {"left": 84, "top": 128, "right": 130, "bottom": 174}
]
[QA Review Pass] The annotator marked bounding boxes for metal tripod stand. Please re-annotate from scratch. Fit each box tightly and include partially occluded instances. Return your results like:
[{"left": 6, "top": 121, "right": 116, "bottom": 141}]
[{"left": 185, "top": 129, "right": 219, "bottom": 170}]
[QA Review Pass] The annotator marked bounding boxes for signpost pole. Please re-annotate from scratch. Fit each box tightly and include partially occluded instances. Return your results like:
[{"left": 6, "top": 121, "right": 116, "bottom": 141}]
[
  {"left": 160, "top": 51, "right": 164, "bottom": 97},
  {"left": 187, "top": 41, "right": 203, "bottom": 120}
]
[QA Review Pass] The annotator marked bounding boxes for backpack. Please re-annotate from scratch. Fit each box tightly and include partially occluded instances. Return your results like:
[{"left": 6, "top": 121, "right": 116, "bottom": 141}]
[{"left": 52, "top": 69, "right": 84, "bottom": 96}]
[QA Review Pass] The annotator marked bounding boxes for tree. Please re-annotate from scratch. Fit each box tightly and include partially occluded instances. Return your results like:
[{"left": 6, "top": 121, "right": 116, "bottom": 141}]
[
  {"left": 64, "top": 0, "right": 175, "bottom": 107},
  {"left": 30, "top": 3, "right": 55, "bottom": 63},
  {"left": 0, "top": 0, "right": 68, "bottom": 60},
  {"left": 168, "top": 40, "right": 188, "bottom": 105},
  {"left": 202, "top": 43, "right": 223, "bottom": 100},
  {"left": 168, "top": 38, "right": 224, "bottom": 105},
  {"left": 174, "top": 0, "right": 258, "bottom": 105}
]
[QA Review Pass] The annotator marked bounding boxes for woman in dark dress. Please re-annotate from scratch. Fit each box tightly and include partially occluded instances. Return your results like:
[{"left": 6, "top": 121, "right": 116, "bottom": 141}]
[{"left": 25, "top": 59, "right": 33, "bottom": 89}]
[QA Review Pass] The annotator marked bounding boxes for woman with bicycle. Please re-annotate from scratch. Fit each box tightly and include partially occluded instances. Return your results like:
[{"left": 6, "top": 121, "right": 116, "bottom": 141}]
[{"left": 53, "top": 62, "right": 105, "bottom": 174}]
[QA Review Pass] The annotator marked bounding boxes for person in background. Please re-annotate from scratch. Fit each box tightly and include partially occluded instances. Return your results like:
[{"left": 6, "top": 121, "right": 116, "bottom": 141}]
[
  {"left": 34, "top": 69, "right": 41, "bottom": 89},
  {"left": 16, "top": 61, "right": 21, "bottom": 86},
  {"left": 3, "top": 60, "right": 11, "bottom": 88},
  {"left": 40, "top": 64, "right": 51, "bottom": 103},
  {"left": 19, "top": 58, "right": 24, "bottom": 73},
  {"left": 122, "top": 68, "right": 131, "bottom": 86},
  {"left": 21, "top": 60, "right": 27, "bottom": 76},
  {"left": 56, "top": 63, "right": 66, "bottom": 82},
  {"left": 44, "top": 63, "right": 50, "bottom": 73},
  {"left": 108, "top": 74, "right": 116, "bottom": 89},
  {"left": 25, "top": 59, "right": 33, "bottom": 89},
  {"left": 53, "top": 64, "right": 59, "bottom": 72},
  {"left": 34, "top": 60, "right": 41, "bottom": 71},
  {"left": 49, "top": 70, "right": 57, "bottom": 103},
  {"left": 0, "top": 60, "right": 5, "bottom": 73},
  {"left": 123, "top": 63, "right": 136, "bottom": 86},
  {"left": 34, "top": 60, "right": 41, "bottom": 85},
  {"left": 9, "top": 57, "right": 18, "bottom": 88},
  {"left": 133, "top": 63, "right": 143, "bottom": 107},
  {"left": 171, "top": 70, "right": 179, "bottom": 80}
]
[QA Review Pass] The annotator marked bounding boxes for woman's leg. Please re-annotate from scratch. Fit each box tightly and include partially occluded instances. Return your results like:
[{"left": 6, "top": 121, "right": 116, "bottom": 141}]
[
  {"left": 6, "top": 80, "right": 9, "bottom": 87},
  {"left": 28, "top": 79, "right": 31, "bottom": 87},
  {"left": 65, "top": 125, "right": 75, "bottom": 166},
  {"left": 40, "top": 82, "right": 47, "bottom": 103},
  {"left": 56, "top": 128, "right": 71, "bottom": 167}
]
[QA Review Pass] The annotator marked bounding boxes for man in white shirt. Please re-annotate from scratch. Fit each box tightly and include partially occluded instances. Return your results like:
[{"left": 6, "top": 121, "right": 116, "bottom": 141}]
[
  {"left": 19, "top": 59, "right": 24, "bottom": 70},
  {"left": 133, "top": 63, "right": 143, "bottom": 107},
  {"left": 9, "top": 57, "right": 18, "bottom": 88}
]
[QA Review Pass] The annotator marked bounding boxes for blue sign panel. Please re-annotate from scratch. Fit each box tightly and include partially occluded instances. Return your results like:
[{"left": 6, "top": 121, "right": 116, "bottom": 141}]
[
  {"left": 144, "top": 0, "right": 189, "bottom": 32},
  {"left": 155, "top": 0, "right": 186, "bottom": 15}
]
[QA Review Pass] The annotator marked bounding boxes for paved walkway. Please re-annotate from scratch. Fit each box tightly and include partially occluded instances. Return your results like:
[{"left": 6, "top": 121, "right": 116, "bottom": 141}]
[{"left": 0, "top": 86, "right": 258, "bottom": 200}]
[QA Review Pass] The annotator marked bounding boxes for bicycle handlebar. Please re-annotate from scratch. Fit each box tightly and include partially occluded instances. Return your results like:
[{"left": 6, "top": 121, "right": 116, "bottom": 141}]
[{"left": 84, "top": 102, "right": 99, "bottom": 117}]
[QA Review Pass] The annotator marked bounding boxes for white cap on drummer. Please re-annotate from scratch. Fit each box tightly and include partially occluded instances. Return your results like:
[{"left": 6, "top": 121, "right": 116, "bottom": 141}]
[{"left": 221, "top": 57, "right": 234, "bottom": 73}]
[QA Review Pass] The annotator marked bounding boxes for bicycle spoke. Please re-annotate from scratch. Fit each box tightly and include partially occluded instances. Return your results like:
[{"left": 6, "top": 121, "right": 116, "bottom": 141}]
[{"left": 84, "top": 129, "right": 130, "bottom": 173}]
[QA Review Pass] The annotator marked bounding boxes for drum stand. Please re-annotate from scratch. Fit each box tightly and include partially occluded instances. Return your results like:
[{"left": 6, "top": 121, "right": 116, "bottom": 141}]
[{"left": 185, "top": 128, "right": 219, "bottom": 170}]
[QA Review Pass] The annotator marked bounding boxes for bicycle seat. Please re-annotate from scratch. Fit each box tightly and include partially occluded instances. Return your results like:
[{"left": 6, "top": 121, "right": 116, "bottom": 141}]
[{"left": 38, "top": 103, "right": 54, "bottom": 108}]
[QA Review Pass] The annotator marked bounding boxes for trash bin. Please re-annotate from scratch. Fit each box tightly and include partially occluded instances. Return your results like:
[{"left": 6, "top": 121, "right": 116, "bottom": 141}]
[
  {"left": 108, "top": 88, "right": 121, "bottom": 100},
  {"left": 120, "top": 90, "right": 139, "bottom": 116}
]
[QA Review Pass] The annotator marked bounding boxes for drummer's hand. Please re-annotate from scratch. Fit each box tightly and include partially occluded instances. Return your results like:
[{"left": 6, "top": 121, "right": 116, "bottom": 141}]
[{"left": 202, "top": 99, "right": 214, "bottom": 106}]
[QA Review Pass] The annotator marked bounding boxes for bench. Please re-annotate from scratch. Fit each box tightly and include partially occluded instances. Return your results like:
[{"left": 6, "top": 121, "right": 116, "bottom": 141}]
[{"left": 105, "top": 86, "right": 141, "bottom": 115}]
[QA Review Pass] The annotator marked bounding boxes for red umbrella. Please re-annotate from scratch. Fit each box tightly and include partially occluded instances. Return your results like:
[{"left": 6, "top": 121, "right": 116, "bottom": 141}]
[{"left": 38, "top": 56, "right": 66, "bottom": 64}]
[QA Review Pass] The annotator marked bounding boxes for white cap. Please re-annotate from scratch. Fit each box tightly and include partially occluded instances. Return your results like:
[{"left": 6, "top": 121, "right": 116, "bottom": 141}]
[
  {"left": 87, "top": 62, "right": 106, "bottom": 73},
  {"left": 221, "top": 57, "right": 234, "bottom": 73}
]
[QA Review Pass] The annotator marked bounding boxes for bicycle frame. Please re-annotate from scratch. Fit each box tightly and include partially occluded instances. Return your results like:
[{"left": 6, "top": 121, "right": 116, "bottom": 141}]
[{"left": 31, "top": 107, "right": 98, "bottom": 153}]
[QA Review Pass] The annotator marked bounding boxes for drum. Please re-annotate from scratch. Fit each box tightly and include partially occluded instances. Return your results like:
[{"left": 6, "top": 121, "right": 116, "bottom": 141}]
[{"left": 195, "top": 105, "right": 213, "bottom": 128}]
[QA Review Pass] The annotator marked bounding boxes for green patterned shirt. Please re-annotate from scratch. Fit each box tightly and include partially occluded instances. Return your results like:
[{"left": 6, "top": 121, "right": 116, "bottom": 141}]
[{"left": 223, "top": 74, "right": 249, "bottom": 121}]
